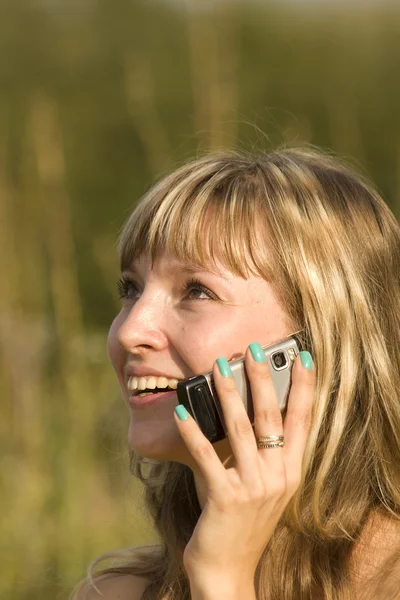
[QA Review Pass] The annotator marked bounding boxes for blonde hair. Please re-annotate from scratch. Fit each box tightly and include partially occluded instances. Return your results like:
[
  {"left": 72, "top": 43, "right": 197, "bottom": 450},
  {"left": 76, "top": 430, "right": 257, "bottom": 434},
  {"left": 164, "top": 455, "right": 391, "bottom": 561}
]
[{"left": 70, "top": 148, "right": 400, "bottom": 599}]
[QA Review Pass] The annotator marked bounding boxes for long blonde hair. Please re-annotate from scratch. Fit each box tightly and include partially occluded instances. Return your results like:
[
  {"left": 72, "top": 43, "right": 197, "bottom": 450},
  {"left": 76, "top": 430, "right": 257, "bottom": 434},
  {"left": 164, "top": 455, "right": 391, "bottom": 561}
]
[{"left": 71, "top": 148, "right": 400, "bottom": 599}]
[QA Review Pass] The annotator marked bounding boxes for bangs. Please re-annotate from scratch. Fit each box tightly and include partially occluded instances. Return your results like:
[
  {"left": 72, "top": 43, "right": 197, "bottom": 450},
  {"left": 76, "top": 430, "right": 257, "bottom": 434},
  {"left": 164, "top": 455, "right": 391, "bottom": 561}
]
[{"left": 119, "top": 156, "right": 275, "bottom": 281}]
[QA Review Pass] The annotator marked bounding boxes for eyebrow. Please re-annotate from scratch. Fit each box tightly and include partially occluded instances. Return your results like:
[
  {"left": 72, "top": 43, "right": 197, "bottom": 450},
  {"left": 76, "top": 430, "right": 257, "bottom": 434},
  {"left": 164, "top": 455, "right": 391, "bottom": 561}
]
[{"left": 124, "top": 262, "right": 230, "bottom": 282}]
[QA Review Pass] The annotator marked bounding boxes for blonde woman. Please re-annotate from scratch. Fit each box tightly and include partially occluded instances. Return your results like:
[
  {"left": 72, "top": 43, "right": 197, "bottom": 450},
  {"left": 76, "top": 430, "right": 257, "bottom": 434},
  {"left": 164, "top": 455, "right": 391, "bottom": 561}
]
[{"left": 71, "top": 148, "right": 400, "bottom": 599}]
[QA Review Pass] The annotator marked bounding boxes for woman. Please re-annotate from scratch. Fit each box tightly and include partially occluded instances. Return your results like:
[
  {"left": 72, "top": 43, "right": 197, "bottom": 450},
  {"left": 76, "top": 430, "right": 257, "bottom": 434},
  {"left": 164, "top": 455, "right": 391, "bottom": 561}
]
[{"left": 71, "top": 147, "right": 400, "bottom": 599}]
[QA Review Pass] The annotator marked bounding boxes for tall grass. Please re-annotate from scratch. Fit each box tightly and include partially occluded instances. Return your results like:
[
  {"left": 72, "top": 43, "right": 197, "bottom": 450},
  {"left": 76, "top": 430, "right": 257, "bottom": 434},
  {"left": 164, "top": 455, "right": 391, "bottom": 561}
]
[{"left": 0, "top": 1, "right": 399, "bottom": 598}]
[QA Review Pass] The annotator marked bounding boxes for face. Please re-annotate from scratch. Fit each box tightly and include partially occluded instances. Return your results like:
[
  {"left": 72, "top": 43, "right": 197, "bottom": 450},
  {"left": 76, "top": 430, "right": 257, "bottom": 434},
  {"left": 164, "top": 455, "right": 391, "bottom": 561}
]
[{"left": 108, "top": 249, "right": 294, "bottom": 467}]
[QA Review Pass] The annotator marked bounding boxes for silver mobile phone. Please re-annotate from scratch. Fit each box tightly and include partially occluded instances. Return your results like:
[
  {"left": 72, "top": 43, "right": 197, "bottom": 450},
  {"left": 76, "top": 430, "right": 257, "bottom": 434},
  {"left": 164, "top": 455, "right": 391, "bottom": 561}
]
[{"left": 176, "top": 333, "right": 303, "bottom": 443}]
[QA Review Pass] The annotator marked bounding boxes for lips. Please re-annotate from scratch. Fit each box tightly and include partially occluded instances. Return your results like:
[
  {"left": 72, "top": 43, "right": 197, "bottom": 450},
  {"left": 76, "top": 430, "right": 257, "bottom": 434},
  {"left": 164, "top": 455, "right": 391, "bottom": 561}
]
[{"left": 128, "top": 388, "right": 178, "bottom": 409}]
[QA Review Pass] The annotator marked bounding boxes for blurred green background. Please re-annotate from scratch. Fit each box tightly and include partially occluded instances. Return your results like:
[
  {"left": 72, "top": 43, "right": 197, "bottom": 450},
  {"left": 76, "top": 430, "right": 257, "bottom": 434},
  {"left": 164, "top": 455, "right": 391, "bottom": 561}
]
[{"left": 1, "top": 0, "right": 399, "bottom": 598}]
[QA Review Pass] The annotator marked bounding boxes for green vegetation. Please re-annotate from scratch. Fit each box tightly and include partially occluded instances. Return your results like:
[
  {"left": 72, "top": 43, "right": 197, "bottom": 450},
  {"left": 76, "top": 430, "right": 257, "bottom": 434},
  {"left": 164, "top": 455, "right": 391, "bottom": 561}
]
[{"left": 1, "top": 1, "right": 399, "bottom": 598}]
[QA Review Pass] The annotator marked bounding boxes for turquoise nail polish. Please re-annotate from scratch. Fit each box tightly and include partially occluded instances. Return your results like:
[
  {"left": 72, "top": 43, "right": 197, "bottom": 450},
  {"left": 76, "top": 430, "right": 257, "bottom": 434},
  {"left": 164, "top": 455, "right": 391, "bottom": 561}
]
[
  {"left": 249, "top": 342, "right": 266, "bottom": 362},
  {"left": 300, "top": 351, "right": 313, "bottom": 370},
  {"left": 216, "top": 357, "right": 232, "bottom": 377},
  {"left": 175, "top": 405, "right": 189, "bottom": 420}
]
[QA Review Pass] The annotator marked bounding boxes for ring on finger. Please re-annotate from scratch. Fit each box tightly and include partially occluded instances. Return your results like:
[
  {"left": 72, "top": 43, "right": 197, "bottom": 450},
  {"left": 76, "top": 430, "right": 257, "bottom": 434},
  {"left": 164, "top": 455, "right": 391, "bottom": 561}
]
[{"left": 257, "top": 434, "right": 284, "bottom": 449}]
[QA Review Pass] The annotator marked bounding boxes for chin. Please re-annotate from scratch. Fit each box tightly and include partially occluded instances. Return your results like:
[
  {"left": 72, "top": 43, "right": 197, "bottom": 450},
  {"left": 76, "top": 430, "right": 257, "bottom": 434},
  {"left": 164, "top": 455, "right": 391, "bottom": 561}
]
[{"left": 127, "top": 420, "right": 186, "bottom": 462}]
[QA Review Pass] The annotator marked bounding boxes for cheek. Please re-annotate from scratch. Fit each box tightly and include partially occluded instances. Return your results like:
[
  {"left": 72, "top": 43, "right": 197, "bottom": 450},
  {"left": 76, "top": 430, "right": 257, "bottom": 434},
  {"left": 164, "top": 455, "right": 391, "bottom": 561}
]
[
  {"left": 180, "top": 317, "right": 241, "bottom": 374},
  {"left": 107, "top": 314, "right": 125, "bottom": 372}
]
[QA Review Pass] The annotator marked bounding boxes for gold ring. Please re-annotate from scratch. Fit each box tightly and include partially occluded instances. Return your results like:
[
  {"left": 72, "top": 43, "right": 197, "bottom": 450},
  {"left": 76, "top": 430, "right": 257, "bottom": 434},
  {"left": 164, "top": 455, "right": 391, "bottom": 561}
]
[{"left": 257, "top": 434, "right": 284, "bottom": 449}]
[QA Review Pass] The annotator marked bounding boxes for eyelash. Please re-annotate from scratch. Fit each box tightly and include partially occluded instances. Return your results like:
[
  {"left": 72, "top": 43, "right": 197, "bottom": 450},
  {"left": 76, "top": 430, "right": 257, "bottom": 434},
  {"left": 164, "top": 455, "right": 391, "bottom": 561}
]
[{"left": 116, "top": 276, "right": 217, "bottom": 302}]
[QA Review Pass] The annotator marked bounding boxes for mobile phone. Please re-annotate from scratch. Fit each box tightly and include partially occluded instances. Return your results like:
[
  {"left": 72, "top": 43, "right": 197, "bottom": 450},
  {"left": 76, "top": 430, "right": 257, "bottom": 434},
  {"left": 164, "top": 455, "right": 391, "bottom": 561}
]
[{"left": 176, "top": 332, "right": 303, "bottom": 444}]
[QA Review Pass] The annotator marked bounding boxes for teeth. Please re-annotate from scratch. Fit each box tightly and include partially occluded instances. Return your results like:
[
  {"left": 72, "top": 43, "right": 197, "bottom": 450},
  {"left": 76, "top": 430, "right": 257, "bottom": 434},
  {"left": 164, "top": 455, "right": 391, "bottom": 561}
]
[
  {"left": 138, "top": 377, "right": 147, "bottom": 390},
  {"left": 146, "top": 376, "right": 157, "bottom": 390},
  {"left": 128, "top": 375, "right": 179, "bottom": 392},
  {"left": 156, "top": 376, "right": 168, "bottom": 389}
]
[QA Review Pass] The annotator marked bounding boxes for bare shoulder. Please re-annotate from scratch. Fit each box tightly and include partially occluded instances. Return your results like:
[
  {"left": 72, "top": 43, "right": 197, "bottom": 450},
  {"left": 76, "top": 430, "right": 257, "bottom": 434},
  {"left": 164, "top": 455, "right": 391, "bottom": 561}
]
[
  {"left": 352, "top": 512, "right": 400, "bottom": 566},
  {"left": 78, "top": 573, "right": 151, "bottom": 600},
  {"left": 350, "top": 512, "right": 400, "bottom": 598}
]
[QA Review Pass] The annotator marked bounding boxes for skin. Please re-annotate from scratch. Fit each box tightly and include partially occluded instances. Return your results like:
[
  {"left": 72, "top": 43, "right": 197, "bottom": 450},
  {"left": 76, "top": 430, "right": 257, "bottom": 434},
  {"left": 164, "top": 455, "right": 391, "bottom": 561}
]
[{"left": 108, "top": 248, "right": 296, "bottom": 509}]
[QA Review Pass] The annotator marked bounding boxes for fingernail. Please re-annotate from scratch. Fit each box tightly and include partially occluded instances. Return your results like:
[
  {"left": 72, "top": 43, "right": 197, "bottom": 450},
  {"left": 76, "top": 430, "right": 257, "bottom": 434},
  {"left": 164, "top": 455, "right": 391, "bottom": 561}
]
[
  {"left": 175, "top": 405, "right": 189, "bottom": 420},
  {"left": 249, "top": 342, "right": 266, "bottom": 362},
  {"left": 300, "top": 351, "right": 313, "bottom": 370},
  {"left": 216, "top": 357, "right": 232, "bottom": 377}
]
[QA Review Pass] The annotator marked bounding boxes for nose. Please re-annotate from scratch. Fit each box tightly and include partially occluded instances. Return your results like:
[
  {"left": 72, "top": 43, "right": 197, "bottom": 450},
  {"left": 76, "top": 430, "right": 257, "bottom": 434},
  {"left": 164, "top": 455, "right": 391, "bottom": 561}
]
[{"left": 117, "top": 296, "right": 169, "bottom": 356}]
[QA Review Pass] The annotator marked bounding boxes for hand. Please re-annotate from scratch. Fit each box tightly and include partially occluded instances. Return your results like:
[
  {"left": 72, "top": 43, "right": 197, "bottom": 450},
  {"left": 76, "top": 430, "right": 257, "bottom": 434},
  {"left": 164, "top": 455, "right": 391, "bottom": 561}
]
[{"left": 173, "top": 344, "right": 315, "bottom": 586}]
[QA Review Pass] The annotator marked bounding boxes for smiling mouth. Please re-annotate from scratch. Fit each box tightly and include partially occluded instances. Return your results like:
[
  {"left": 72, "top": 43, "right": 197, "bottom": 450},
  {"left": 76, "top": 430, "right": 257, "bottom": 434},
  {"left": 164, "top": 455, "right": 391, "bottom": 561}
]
[{"left": 133, "top": 387, "right": 177, "bottom": 396}]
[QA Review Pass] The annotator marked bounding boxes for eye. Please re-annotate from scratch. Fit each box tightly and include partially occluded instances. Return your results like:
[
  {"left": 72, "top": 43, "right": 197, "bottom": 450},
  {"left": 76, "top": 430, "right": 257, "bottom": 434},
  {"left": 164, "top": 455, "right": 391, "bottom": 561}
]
[
  {"left": 117, "top": 277, "right": 139, "bottom": 300},
  {"left": 116, "top": 276, "right": 217, "bottom": 302},
  {"left": 182, "top": 277, "right": 217, "bottom": 301}
]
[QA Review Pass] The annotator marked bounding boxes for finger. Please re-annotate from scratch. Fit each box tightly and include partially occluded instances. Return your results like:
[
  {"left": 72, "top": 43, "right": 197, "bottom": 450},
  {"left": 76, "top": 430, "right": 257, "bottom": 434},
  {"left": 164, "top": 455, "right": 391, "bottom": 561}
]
[
  {"left": 173, "top": 404, "right": 228, "bottom": 495},
  {"left": 282, "top": 351, "right": 315, "bottom": 492},
  {"left": 212, "top": 356, "right": 260, "bottom": 468},
  {"left": 246, "top": 343, "right": 284, "bottom": 441},
  {"left": 244, "top": 343, "right": 285, "bottom": 481}
]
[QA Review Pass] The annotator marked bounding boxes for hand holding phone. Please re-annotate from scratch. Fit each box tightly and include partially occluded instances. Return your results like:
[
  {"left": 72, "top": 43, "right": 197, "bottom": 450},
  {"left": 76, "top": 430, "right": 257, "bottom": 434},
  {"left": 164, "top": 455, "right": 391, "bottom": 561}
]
[
  {"left": 176, "top": 333, "right": 303, "bottom": 443},
  {"left": 173, "top": 333, "right": 314, "bottom": 586}
]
